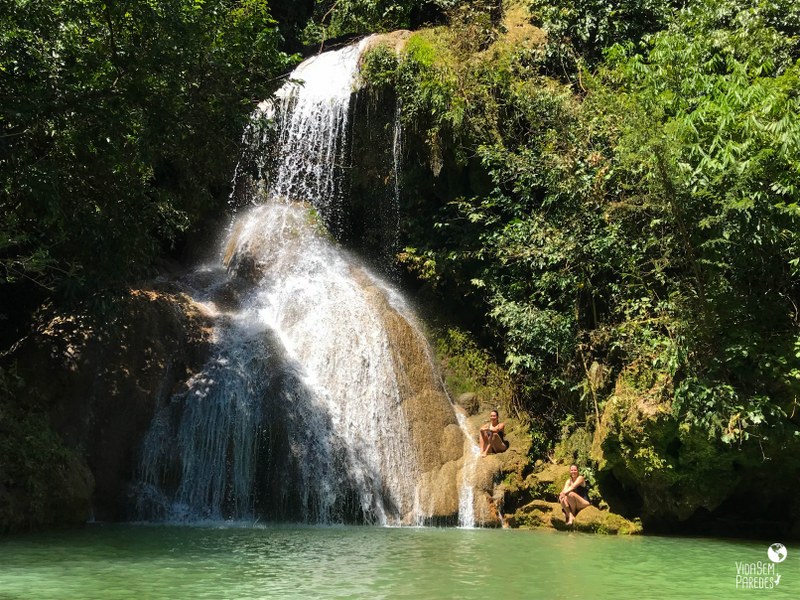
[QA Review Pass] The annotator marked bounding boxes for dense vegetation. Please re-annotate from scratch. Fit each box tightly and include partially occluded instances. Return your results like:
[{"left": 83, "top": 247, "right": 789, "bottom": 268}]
[
  {"left": 300, "top": 0, "right": 454, "bottom": 43},
  {"left": 0, "top": 0, "right": 294, "bottom": 310},
  {"left": 1, "top": 0, "right": 296, "bottom": 532},
  {"left": 358, "top": 0, "right": 800, "bottom": 527}
]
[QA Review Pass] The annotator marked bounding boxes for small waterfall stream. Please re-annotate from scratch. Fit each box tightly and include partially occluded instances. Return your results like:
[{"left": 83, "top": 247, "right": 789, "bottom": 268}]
[
  {"left": 456, "top": 410, "right": 481, "bottom": 528},
  {"left": 136, "top": 37, "right": 477, "bottom": 526}
]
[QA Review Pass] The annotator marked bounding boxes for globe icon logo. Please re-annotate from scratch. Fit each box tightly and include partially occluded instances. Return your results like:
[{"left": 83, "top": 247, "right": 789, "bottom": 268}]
[{"left": 768, "top": 543, "right": 787, "bottom": 563}]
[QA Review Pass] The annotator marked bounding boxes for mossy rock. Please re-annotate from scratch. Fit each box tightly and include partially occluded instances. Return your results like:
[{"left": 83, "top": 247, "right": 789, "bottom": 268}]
[
  {"left": 591, "top": 371, "right": 728, "bottom": 521},
  {"left": 554, "top": 505, "right": 643, "bottom": 535},
  {"left": 457, "top": 392, "right": 481, "bottom": 416},
  {"left": 504, "top": 499, "right": 551, "bottom": 529},
  {"left": 589, "top": 361, "right": 800, "bottom": 528},
  {"left": 530, "top": 462, "right": 571, "bottom": 502},
  {"left": 553, "top": 425, "right": 593, "bottom": 467},
  {"left": 507, "top": 500, "right": 641, "bottom": 534}
]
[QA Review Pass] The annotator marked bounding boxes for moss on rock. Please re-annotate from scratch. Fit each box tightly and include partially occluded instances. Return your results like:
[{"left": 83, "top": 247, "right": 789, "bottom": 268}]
[{"left": 590, "top": 360, "right": 799, "bottom": 530}]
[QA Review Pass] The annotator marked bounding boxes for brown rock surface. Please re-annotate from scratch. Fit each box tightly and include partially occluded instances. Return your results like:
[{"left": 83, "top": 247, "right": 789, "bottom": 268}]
[{"left": 356, "top": 268, "right": 464, "bottom": 521}]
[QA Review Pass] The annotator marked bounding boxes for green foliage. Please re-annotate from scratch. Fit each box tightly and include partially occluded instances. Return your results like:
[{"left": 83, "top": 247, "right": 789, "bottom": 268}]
[
  {"left": 599, "top": 0, "right": 800, "bottom": 444},
  {"left": 366, "top": 21, "right": 605, "bottom": 413},
  {"left": 527, "top": 427, "right": 550, "bottom": 459},
  {"left": 553, "top": 416, "right": 593, "bottom": 465},
  {"left": 377, "top": 0, "right": 800, "bottom": 461},
  {"left": 434, "top": 325, "right": 515, "bottom": 409},
  {"left": 304, "top": 0, "right": 501, "bottom": 43},
  {"left": 395, "top": 32, "right": 462, "bottom": 140},
  {"left": 0, "top": 363, "right": 83, "bottom": 532},
  {"left": 529, "top": 0, "right": 677, "bottom": 72},
  {"left": 0, "top": 0, "right": 293, "bottom": 298},
  {"left": 302, "top": 0, "right": 452, "bottom": 43},
  {"left": 359, "top": 43, "right": 401, "bottom": 88}
]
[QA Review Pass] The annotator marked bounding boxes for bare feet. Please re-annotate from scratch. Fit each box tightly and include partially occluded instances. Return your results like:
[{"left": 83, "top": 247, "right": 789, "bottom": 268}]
[{"left": 561, "top": 507, "right": 575, "bottom": 526}]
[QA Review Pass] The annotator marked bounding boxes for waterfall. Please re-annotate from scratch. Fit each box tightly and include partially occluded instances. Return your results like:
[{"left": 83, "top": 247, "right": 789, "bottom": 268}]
[
  {"left": 135, "top": 37, "right": 464, "bottom": 526},
  {"left": 384, "top": 104, "right": 403, "bottom": 276},
  {"left": 235, "top": 38, "right": 372, "bottom": 235},
  {"left": 456, "top": 410, "right": 480, "bottom": 528}
]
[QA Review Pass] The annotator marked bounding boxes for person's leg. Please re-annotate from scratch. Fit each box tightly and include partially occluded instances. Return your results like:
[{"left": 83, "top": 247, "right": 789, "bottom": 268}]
[
  {"left": 479, "top": 429, "right": 490, "bottom": 454},
  {"left": 566, "top": 492, "right": 590, "bottom": 524},
  {"left": 489, "top": 434, "right": 508, "bottom": 454},
  {"left": 559, "top": 495, "right": 572, "bottom": 523}
]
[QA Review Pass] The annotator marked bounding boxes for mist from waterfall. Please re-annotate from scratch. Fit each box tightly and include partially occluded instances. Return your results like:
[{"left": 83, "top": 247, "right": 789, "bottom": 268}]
[{"left": 134, "top": 38, "right": 465, "bottom": 526}]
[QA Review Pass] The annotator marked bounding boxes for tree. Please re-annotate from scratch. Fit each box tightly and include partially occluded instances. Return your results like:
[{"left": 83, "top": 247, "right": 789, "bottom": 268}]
[{"left": 0, "top": 0, "right": 292, "bottom": 301}]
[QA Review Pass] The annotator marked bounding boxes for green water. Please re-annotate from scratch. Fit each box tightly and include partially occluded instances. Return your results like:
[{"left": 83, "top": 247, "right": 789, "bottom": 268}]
[{"left": 0, "top": 524, "right": 794, "bottom": 599}]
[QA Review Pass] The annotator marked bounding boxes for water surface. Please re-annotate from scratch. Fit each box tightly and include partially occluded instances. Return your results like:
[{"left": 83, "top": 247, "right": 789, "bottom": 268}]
[{"left": 0, "top": 525, "right": 794, "bottom": 599}]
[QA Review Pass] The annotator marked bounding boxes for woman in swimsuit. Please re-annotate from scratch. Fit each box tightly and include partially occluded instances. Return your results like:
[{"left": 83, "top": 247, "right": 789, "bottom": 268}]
[
  {"left": 559, "top": 464, "right": 591, "bottom": 525},
  {"left": 479, "top": 410, "right": 508, "bottom": 457}
]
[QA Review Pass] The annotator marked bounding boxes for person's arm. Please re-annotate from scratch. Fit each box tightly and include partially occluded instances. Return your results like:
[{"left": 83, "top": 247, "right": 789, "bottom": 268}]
[{"left": 564, "top": 476, "right": 585, "bottom": 495}]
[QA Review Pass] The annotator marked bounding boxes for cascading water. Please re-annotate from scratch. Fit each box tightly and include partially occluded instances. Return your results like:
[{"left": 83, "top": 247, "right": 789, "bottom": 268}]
[
  {"left": 135, "top": 38, "right": 468, "bottom": 526},
  {"left": 235, "top": 38, "right": 369, "bottom": 235},
  {"left": 456, "top": 410, "right": 481, "bottom": 528}
]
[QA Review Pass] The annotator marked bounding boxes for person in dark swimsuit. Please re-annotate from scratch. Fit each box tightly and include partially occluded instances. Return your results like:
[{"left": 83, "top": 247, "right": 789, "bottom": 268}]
[
  {"left": 479, "top": 409, "right": 508, "bottom": 457},
  {"left": 559, "top": 464, "right": 591, "bottom": 525}
]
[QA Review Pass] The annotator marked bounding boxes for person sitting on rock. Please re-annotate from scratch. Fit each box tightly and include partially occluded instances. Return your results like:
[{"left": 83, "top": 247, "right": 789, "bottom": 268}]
[
  {"left": 479, "top": 409, "right": 508, "bottom": 457},
  {"left": 559, "top": 464, "right": 591, "bottom": 526}
]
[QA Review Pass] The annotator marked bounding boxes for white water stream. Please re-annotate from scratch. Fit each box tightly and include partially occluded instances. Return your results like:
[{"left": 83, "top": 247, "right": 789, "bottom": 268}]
[{"left": 136, "top": 38, "right": 476, "bottom": 526}]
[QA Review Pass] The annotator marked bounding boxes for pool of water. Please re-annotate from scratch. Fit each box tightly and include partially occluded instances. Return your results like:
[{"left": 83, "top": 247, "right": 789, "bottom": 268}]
[{"left": 0, "top": 524, "right": 794, "bottom": 599}]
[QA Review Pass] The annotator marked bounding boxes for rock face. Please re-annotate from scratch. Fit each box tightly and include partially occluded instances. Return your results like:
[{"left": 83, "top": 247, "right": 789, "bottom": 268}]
[
  {"left": 591, "top": 362, "right": 800, "bottom": 537},
  {"left": 458, "top": 405, "right": 534, "bottom": 527},
  {"left": 352, "top": 268, "right": 465, "bottom": 523},
  {"left": 1, "top": 288, "right": 214, "bottom": 529}
]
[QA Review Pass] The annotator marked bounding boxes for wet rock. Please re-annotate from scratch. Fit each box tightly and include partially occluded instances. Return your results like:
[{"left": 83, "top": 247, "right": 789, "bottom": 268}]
[
  {"left": 417, "top": 460, "right": 461, "bottom": 522},
  {"left": 355, "top": 267, "right": 464, "bottom": 522},
  {"left": 458, "top": 412, "right": 535, "bottom": 526}
]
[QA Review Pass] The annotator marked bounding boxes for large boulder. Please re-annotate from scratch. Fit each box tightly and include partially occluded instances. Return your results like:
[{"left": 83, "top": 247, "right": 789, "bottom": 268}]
[
  {"left": 457, "top": 409, "right": 533, "bottom": 526},
  {"left": 502, "top": 462, "right": 641, "bottom": 534},
  {"left": 506, "top": 499, "right": 642, "bottom": 534},
  {"left": 591, "top": 363, "right": 737, "bottom": 522},
  {"left": 358, "top": 269, "right": 464, "bottom": 522}
]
